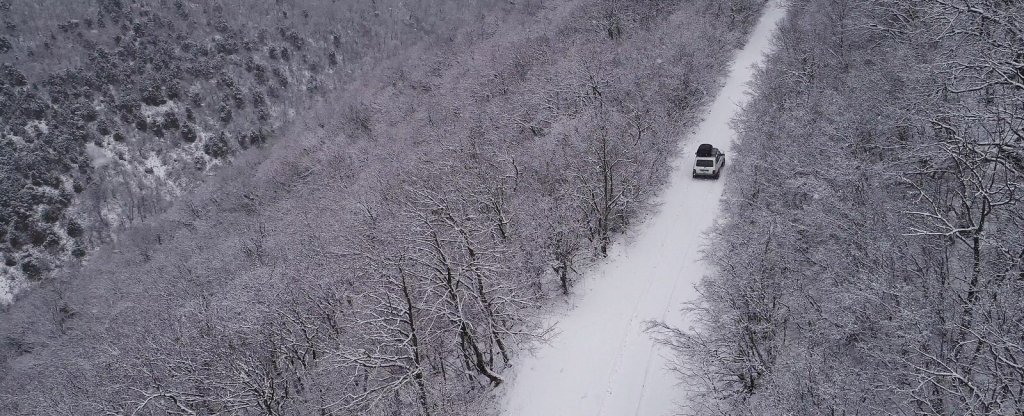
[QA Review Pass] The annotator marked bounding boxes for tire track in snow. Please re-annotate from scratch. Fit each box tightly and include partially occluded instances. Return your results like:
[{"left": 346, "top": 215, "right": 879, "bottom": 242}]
[
  {"left": 633, "top": 211, "right": 696, "bottom": 416},
  {"left": 501, "top": 3, "right": 786, "bottom": 415},
  {"left": 595, "top": 237, "right": 667, "bottom": 416}
]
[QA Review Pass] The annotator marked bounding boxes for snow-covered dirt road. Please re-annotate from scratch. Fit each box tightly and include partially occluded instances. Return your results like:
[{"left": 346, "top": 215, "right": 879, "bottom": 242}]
[{"left": 500, "top": 2, "right": 786, "bottom": 415}]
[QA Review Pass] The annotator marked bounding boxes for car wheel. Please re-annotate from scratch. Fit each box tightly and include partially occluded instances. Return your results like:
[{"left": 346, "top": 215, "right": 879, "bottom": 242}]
[{"left": 713, "top": 170, "right": 720, "bottom": 179}]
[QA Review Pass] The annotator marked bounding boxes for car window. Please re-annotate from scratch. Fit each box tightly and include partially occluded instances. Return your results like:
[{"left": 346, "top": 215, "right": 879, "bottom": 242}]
[{"left": 696, "top": 160, "right": 714, "bottom": 167}]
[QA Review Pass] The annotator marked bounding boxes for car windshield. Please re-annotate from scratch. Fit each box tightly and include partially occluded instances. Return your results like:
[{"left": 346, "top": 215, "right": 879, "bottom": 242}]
[{"left": 696, "top": 159, "right": 714, "bottom": 167}]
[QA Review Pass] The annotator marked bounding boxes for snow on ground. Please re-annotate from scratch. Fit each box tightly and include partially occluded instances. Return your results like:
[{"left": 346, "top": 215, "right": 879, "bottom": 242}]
[
  {"left": 144, "top": 152, "right": 169, "bottom": 179},
  {"left": 140, "top": 100, "right": 180, "bottom": 118},
  {"left": 499, "top": 2, "right": 787, "bottom": 415},
  {"left": 0, "top": 275, "right": 15, "bottom": 303},
  {"left": 85, "top": 142, "right": 114, "bottom": 168}
]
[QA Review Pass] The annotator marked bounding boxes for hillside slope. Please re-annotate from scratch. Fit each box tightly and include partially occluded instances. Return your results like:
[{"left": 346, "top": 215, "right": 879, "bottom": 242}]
[
  {"left": 0, "top": 0, "right": 514, "bottom": 299},
  {"left": 0, "top": 0, "right": 765, "bottom": 414}
]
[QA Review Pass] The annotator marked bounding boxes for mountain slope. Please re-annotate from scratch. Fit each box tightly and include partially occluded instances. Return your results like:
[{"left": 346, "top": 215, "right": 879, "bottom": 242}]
[
  {"left": 0, "top": 0, "right": 514, "bottom": 300},
  {"left": 0, "top": 0, "right": 766, "bottom": 414}
]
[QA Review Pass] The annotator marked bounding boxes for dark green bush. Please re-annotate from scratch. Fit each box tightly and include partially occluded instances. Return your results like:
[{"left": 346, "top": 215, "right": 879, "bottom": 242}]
[
  {"left": 218, "top": 101, "right": 232, "bottom": 123},
  {"left": 28, "top": 227, "right": 48, "bottom": 247},
  {"left": 203, "top": 133, "right": 230, "bottom": 158},
  {"left": 71, "top": 244, "right": 87, "bottom": 258},
  {"left": 66, "top": 220, "right": 84, "bottom": 238},
  {"left": 96, "top": 119, "right": 112, "bottom": 136},
  {"left": 181, "top": 124, "right": 197, "bottom": 143},
  {"left": 141, "top": 85, "right": 166, "bottom": 106},
  {"left": 20, "top": 258, "right": 44, "bottom": 280},
  {"left": 162, "top": 112, "right": 179, "bottom": 130},
  {"left": 41, "top": 207, "right": 61, "bottom": 223}
]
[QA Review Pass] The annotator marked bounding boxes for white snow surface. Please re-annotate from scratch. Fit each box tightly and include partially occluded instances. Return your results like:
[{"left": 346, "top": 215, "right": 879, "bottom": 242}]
[{"left": 499, "top": 3, "right": 787, "bottom": 415}]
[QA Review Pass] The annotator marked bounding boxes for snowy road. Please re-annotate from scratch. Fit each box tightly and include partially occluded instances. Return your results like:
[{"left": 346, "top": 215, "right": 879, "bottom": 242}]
[{"left": 500, "top": 3, "right": 786, "bottom": 416}]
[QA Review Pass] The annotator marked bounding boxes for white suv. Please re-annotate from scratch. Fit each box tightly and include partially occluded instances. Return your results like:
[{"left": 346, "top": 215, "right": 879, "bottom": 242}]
[{"left": 692, "top": 143, "right": 725, "bottom": 179}]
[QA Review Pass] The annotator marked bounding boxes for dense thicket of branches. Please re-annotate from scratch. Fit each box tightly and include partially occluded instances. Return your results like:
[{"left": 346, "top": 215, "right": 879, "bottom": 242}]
[
  {"left": 659, "top": 1, "right": 1024, "bottom": 414},
  {"left": 0, "top": 0, "right": 764, "bottom": 414}
]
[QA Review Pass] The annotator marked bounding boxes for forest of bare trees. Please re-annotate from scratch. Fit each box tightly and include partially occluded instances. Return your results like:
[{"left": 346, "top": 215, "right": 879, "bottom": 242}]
[
  {"left": 1, "top": 0, "right": 537, "bottom": 295},
  {"left": 655, "top": 0, "right": 1024, "bottom": 414},
  {"left": 0, "top": 0, "right": 765, "bottom": 414}
]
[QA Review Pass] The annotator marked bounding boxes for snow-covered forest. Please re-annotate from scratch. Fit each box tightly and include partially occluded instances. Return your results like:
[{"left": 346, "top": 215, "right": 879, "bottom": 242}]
[
  {"left": 0, "top": 0, "right": 526, "bottom": 298},
  {"left": 7, "top": 0, "right": 1020, "bottom": 414},
  {"left": 655, "top": 0, "right": 1024, "bottom": 414},
  {"left": 0, "top": 0, "right": 765, "bottom": 414}
]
